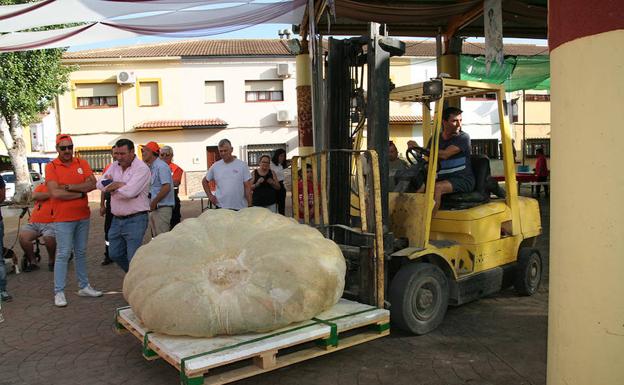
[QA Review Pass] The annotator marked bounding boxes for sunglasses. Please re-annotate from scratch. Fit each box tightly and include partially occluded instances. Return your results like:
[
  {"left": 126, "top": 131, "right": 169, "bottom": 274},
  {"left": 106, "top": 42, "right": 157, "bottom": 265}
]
[
  {"left": 159, "top": 153, "right": 172, "bottom": 157},
  {"left": 58, "top": 145, "right": 74, "bottom": 151}
]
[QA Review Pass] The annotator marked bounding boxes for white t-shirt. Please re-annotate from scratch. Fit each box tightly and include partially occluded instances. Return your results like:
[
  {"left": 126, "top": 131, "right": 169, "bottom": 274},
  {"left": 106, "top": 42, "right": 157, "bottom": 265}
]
[
  {"left": 270, "top": 163, "right": 285, "bottom": 182},
  {"left": 205, "top": 159, "right": 252, "bottom": 210}
]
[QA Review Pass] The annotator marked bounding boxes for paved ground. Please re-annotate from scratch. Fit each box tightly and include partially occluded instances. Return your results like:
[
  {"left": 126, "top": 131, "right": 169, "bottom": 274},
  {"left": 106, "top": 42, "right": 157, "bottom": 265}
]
[{"left": 0, "top": 193, "right": 550, "bottom": 385}]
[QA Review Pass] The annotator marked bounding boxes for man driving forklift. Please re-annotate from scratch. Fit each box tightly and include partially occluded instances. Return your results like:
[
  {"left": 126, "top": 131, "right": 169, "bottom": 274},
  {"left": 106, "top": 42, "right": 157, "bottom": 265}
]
[{"left": 408, "top": 106, "right": 475, "bottom": 214}]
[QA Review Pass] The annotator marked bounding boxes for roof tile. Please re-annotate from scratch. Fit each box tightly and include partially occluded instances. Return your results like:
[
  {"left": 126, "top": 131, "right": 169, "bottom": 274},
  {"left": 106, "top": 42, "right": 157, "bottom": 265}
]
[
  {"left": 390, "top": 115, "right": 422, "bottom": 123},
  {"left": 63, "top": 39, "right": 548, "bottom": 60},
  {"left": 134, "top": 119, "right": 227, "bottom": 129}
]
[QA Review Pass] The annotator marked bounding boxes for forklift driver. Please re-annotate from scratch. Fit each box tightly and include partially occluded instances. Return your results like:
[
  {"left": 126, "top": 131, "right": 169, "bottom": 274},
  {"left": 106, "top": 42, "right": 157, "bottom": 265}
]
[{"left": 409, "top": 107, "right": 475, "bottom": 214}]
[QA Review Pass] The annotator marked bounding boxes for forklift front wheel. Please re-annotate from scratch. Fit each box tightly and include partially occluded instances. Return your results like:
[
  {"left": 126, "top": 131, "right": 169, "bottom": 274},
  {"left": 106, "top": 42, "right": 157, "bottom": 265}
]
[
  {"left": 389, "top": 262, "right": 449, "bottom": 335},
  {"left": 514, "top": 248, "right": 542, "bottom": 296}
]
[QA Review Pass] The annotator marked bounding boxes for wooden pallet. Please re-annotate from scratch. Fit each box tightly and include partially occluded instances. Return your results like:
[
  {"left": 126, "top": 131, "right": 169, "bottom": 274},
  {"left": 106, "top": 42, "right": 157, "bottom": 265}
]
[{"left": 115, "top": 299, "right": 390, "bottom": 385}]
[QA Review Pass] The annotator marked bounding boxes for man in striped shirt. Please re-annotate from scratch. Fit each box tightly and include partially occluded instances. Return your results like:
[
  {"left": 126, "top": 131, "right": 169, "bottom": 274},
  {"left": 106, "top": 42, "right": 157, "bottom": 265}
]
[{"left": 412, "top": 107, "right": 475, "bottom": 214}]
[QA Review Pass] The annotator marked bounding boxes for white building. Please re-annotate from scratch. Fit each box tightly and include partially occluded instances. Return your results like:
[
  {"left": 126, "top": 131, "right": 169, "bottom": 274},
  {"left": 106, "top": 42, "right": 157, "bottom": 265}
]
[
  {"left": 53, "top": 39, "right": 548, "bottom": 194},
  {"left": 59, "top": 39, "right": 299, "bottom": 195}
]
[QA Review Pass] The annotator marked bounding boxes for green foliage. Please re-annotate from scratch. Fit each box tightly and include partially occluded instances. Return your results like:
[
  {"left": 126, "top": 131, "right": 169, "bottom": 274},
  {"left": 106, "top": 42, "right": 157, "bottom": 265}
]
[
  {"left": 0, "top": 0, "right": 75, "bottom": 128},
  {"left": 0, "top": 49, "right": 73, "bottom": 127}
]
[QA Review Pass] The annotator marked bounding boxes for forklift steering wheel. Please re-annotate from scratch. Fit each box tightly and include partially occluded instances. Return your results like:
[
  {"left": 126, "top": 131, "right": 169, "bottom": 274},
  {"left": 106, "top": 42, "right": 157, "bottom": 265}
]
[{"left": 406, "top": 146, "right": 429, "bottom": 165}]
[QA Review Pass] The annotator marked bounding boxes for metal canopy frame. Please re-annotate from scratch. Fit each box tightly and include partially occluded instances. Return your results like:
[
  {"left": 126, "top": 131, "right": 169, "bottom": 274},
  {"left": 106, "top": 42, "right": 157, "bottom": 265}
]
[
  {"left": 390, "top": 78, "right": 503, "bottom": 103},
  {"left": 304, "top": 0, "right": 548, "bottom": 39}
]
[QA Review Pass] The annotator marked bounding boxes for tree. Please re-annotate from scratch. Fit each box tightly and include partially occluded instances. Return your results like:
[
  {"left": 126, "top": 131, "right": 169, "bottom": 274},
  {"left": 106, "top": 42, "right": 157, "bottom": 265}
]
[{"left": 0, "top": 0, "right": 74, "bottom": 203}]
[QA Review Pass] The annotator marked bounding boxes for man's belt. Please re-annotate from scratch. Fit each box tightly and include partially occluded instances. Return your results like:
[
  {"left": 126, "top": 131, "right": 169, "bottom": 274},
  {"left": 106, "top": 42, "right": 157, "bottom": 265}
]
[{"left": 114, "top": 211, "right": 148, "bottom": 220}]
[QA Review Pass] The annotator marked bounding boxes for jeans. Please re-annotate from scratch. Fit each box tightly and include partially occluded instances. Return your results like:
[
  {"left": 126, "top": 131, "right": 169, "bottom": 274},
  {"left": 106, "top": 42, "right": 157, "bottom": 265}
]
[
  {"left": 54, "top": 219, "right": 90, "bottom": 294},
  {"left": 0, "top": 220, "right": 6, "bottom": 292},
  {"left": 109, "top": 213, "right": 148, "bottom": 272}
]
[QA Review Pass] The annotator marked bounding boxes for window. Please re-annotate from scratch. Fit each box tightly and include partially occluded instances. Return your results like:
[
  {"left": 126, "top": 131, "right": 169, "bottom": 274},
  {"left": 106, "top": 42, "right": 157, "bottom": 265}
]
[
  {"left": 75, "top": 83, "right": 118, "bottom": 108},
  {"left": 205, "top": 81, "right": 224, "bottom": 103},
  {"left": 245, "top": 80, "right": 283, "bottom": 102},
  {"left": 471, "top": 139, "right": 500, "bottom": 159},
  {"left": 465, "top": 92, "right": 497, "bottom": 100},
  {"left": 524, "top": 138, "right": 550, "bottom": 158},
  {"left": 525, "top": 94, "right": 550, "bottom": 102},
  {"left": 75, "top": 148, "right": 113, "bottom": 172},
  {"left": 503, "top": 99, "right": 519, "bottom": 123},
  {"left": 137, "top": 80, "right": 160, "bottom": 106},
  {"left": 246, "top": 143, "right": 286, "bottom": 167},
  {"left": 510, "top": 99, "right": 519, "bottom": 123}
]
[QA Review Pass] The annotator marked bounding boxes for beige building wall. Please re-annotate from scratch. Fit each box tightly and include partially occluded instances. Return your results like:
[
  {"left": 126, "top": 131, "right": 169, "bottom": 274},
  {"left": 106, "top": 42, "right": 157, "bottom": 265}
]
[
  {"left": 58, "top": 57, "right": 299, "bottom": 195},
  {"left": 511, "top": 90, "right": 551, "bottom": 168}
]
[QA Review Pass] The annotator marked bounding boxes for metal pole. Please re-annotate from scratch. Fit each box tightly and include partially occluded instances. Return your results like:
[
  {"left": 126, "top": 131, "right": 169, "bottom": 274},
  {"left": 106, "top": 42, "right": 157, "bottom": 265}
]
[
  {"left": 366, "top": 22, "right": 390, "bottom": 228},
  {"left": 522, "top": 89, "right": 526, "bottom": 165}
]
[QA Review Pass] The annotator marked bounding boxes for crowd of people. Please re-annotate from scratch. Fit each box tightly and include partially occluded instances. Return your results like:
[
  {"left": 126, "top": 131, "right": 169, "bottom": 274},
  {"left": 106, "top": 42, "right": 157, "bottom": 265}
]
[
  {"left": 0, "top": 107, "right": 548, "bottom": 307},
  {"left": 0, "top": 135, "right": 290, "bottom": 307}
]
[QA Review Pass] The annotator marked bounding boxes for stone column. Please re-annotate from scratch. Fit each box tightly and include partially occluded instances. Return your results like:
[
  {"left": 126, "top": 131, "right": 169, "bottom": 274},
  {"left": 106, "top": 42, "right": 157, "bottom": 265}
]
[{"left": 548, "top": 2, "right": 624, "bottom": 385}]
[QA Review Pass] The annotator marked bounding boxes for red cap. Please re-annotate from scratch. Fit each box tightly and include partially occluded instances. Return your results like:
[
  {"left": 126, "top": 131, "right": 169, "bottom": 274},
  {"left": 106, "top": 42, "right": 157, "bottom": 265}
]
[
  {"left": 56, "top": 134, "right": 72, "bottom": 144},
  {"left": 143, "top": 141, "right": 160, "bottom": 154}
]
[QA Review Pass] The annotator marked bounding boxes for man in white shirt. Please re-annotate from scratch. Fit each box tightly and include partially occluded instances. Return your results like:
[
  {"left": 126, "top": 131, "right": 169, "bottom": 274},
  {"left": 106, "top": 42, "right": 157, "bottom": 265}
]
[{"left": 202, "top": 139, "right": 252, "bottom": 210}]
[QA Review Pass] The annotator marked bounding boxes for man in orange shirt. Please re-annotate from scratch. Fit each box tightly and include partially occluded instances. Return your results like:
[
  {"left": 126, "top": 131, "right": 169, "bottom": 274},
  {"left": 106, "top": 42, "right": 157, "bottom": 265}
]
[
  {"left": 159, "top": 145, "right": 184, "bottom": 228},
  {"left": 19, "top": 184, "right": 56, "bottom": 272},
  {"left": 46, "top": 134, "right": 102, "bottom": 307}
]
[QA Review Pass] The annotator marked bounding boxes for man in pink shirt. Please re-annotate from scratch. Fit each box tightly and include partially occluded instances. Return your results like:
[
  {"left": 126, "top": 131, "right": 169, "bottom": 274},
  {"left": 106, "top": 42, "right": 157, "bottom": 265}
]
[{"left": 96, "top": 139, "right": 151, "bottom": 272}]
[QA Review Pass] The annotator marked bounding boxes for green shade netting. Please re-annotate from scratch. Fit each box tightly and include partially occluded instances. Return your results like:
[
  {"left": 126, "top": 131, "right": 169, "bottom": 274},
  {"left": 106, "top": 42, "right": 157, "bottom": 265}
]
[{"left": 460, "top": 55, "right": 550, "bottom": 92}]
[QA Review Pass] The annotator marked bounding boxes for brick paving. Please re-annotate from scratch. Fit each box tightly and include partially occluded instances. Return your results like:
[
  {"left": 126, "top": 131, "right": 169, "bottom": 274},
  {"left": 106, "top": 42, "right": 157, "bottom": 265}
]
[{"left": 0, "top": 195, "right": 549, "bottom": 385}]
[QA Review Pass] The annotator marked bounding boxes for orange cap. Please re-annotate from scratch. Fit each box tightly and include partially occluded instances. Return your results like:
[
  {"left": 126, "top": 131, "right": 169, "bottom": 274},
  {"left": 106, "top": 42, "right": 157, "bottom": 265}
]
[
  {"left": 143, "top": 141, "right": 160, "bottom": 154},
  {"left": 56, "top": 134, "right": 72, "bottom": 144}
]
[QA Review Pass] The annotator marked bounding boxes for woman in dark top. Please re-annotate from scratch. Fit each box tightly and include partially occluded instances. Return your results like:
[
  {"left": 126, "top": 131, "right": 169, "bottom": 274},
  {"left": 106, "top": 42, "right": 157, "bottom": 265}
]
[
  {"left": 251, "top": 155, "right": 281, "bottom": 212},
  {"left": 271, "top": 149, "right": 287, "bottom": 215}
]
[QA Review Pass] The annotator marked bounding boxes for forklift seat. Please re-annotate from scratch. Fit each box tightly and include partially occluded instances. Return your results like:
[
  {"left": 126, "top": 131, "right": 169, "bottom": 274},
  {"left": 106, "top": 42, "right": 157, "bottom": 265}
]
[{"left": 440, "top": 155, "right": 492, "bottom": 210}]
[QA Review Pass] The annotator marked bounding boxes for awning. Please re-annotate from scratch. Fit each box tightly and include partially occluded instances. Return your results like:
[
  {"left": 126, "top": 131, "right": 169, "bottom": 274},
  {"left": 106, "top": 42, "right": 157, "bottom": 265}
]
[
  {"left": 460, "top": 55, "right": 550, "bottom": 92},
  {"left": 134, "top": 119, "right": 228, "bottom": 131},
  {"left": 389, "top": 115, "right": 422, "bottom": 124},
  {"left": 0, "top": 0, "right": 305, "bottom": 52}
]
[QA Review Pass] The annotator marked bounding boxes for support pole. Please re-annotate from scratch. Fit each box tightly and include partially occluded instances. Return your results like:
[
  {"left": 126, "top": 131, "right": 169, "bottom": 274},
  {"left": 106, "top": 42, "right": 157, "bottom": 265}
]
[
  {"left": 366, "top": 22, "right": 390, "bottom": 228},
  {"left": 522, "top": 89, "right": 526, "bottom": 165},
  {"left": 296, "top": 41, "right": 313, "bottom": 156},
  {"left": 548, "top": 2, "right": 624, "bottom": 384}
]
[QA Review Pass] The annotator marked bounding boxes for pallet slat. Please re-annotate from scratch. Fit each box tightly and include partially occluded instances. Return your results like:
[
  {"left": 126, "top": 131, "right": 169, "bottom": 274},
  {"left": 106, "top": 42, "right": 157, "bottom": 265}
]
[{"left": 116, "top": 299, "right": 389, "bottom": 385}]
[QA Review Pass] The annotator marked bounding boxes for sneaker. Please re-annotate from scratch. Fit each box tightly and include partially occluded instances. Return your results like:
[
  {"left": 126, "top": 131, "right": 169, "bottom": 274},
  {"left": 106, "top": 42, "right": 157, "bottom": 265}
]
[
  {"left": 77, "top": 285, "right": 103, "bottom": 297},
  {"left": 54, "top": 292, "right": 67, "bottom": 307},
  {"left": 1, "top": 291, "right": 12, "bottom": 302}
]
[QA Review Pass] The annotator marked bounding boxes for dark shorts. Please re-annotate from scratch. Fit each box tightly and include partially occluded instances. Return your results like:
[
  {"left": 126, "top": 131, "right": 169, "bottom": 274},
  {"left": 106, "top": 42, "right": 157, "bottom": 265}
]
[{"left": 444, "top": 175, "right": 475, "bottom": 194}]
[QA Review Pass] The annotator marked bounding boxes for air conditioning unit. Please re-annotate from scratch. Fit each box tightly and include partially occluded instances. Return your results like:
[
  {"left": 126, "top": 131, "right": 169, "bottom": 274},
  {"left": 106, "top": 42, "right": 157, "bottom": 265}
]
[
  {"left": 277, "top": 110, "right": 291, "bottom": 122},
  {"left": 276, "top": 63, "right": 291, "bottom": 78},
  {"left": 117, "top": 71, "right": 136, "bottom": 84}
]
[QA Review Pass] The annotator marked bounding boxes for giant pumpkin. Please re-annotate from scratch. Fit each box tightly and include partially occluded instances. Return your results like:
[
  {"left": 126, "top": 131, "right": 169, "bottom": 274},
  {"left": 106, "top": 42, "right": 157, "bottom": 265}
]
[{"left": 123, "top": 207, "right": 346, "bottom": 337}]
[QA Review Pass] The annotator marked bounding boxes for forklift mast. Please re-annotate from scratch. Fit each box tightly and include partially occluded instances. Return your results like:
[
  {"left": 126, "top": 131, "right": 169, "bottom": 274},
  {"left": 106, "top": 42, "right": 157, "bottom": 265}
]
[{"left": 325, "top": 24, "right": 405, "bottom": 232}]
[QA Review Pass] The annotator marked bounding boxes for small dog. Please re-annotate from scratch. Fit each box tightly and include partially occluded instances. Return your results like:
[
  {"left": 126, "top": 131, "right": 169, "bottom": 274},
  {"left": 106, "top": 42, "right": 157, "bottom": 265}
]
[{"left": 2, "top": 247, "right": 19, "bottom": 274}]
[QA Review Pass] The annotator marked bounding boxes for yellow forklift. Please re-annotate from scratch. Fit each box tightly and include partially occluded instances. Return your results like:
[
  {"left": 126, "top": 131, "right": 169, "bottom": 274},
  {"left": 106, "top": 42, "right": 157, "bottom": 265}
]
[
  {"left": 292, "top": 77, "right": 542, "bottom": 335},
  {"left": 386, "top": 78, "right": 542, "bottom": 334}
]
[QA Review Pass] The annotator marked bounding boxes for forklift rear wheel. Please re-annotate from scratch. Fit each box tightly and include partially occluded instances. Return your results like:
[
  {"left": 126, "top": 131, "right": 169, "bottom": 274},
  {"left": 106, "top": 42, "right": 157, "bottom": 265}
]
[
  {"left": 389, "top": 262, "right": 449, "bottom": 335},
  {"left": 514, "top": 248, "right": 542, "bottom": 296}
]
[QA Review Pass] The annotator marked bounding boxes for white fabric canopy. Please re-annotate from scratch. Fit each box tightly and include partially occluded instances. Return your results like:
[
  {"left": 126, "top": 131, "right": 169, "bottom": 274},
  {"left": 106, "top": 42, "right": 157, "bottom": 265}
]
[
  {"left": 0, "top": 0, "right": 305, "bottom": 52},
  {"left": 0, "top": 0, "right": 252, "bottom": 32}
]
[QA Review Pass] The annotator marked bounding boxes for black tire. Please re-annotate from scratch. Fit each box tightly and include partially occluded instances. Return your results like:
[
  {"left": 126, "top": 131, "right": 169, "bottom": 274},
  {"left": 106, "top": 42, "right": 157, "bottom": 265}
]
[
  {"left": 389, "top": 262, "right": 449, "bottom": 335},
  {"left": 514, "top": 248, "right": 542, "bottom": 296}
]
